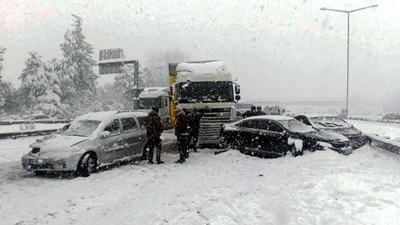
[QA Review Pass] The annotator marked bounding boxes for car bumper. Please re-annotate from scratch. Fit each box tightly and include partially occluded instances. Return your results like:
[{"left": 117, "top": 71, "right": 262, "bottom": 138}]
[{"left": 21, "top": 154, "right": 80, "bottom": 172}]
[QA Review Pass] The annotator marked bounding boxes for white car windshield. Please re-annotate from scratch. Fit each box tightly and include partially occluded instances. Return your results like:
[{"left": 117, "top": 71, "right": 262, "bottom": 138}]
[
  {"left": 63, "top": 120, "right": 101, "bottom": 137},
  {"left": 310, "top": 116, "right": 349, "bottom": 127},
  {"left": 280, "top": 119, "right": 315, "bottom": 133}
]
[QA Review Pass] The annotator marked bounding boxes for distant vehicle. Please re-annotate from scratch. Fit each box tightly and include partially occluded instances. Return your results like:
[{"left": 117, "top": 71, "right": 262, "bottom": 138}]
[
  {"left": 235, "top": 102, "right": 255, "bottom": 114},
  {"left": 21, "top": 110, "right": 148, "bottom": 177},
  {"left": 220, "top": 115, "right": 352, "bottom": 158},
  {"left": 263, "top": 105, "right": 283, "bottom": 115},
  {"left": 293, "top": 114, "right": 370, "bottom": 149},
  {"left": 138, "top": 87, "right": 171, "bottom": 128},
  {"left": 382, "top": 113, "right": 400, "bottom": 120}
]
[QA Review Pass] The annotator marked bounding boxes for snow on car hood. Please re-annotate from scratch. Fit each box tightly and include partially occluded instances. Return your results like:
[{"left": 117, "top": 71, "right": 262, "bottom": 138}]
[{"left": 30, "top": 134, "right": 88, "bottom": 154}]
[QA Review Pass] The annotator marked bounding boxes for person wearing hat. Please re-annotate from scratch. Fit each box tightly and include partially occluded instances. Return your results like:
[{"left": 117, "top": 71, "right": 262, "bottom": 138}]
[
  {"left": 174, "top": 107, "right": 189, "bottom": 163},
  {"left": 145, "top": 107, "right": 164, "bottom": 164},
  {"left": 242, "top": 105, "right": 256, "bottom": 118}
]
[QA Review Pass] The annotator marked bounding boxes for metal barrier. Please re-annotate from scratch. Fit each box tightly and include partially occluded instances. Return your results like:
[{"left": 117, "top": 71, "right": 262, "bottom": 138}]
[
  {"left": 0, "top": 129, "right": 60, "bottom": 139},
  {"left": 365, "top": 133, "right": 400, "bottom": 155},
  {"left": 0, "top": 119, "right": 71, "bottom": 125}
]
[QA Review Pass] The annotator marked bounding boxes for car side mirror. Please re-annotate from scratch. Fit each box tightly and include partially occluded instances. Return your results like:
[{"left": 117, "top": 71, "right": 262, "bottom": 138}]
[
  {"left": 100, "top": 131, "right": 111, "bottom": 138},
  {"left": 235, "top": 95, "right": 241, "bottom": 101}
]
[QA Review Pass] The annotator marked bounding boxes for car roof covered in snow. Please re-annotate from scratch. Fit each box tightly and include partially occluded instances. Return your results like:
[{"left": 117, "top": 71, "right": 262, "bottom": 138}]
[
  {"left": 296, "top": 114, "right": 340, "bottom": 119},
  {"left": 74, "top": 111, "right": 148, "bottom": 122},
  {"left": 243, "top": 115, "right": 295, "bottom": 121}
]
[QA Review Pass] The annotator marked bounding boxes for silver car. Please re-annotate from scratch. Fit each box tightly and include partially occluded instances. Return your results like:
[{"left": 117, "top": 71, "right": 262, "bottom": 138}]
[{"left": 21, "top": 111, "right": 148, "bottom": 176}]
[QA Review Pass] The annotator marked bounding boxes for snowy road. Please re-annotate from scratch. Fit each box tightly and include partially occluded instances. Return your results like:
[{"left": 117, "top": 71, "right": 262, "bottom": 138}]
[{"left": 0, "top": 121, "right": 400, "bottom": 225}]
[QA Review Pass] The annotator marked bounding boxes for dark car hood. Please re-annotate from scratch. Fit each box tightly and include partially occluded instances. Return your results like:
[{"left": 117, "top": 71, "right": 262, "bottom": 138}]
[{"left": 298, "top": 130, "right": 349, "bottom": 142}]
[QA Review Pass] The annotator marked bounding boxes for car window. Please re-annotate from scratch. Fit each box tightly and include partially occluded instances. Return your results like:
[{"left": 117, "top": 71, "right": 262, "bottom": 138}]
[
  {"left": 104, "top": 119, "right": 121, "bottom": 135},
  {"left": 280, "top": 119, "right": 315, "bottom": 133},
  {"left": 239, "top": 119, "right": 259, "bottom": 129},
  {"left": 121, "top": 117, "right": 138, "bottom": 131},
  {"left": 136, "top": 116, "right": 147, "bottom": 129},
  {"left": 258, "top": 120, "right": 284, "bottom": 132},
  {"left": 295, "top": 116, "right": 311, "bottom": 126}
]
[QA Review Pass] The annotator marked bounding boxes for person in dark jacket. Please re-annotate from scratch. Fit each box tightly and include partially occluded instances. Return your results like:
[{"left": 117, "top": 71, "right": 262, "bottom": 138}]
[
  {"left": 145, "top": 107, "right": 164, "bottom": 164},
  {"left": 255, "top": 106, "right": 266, "bottom": 116},
  {"left": 188, "top": 108, "right": 204, "bottom": 152},
  {"left": 175, "top": 107, "right": 189, "bottom": 163},
  {"left": 242, "top": 106, "right": 256, "bottom": 118}
]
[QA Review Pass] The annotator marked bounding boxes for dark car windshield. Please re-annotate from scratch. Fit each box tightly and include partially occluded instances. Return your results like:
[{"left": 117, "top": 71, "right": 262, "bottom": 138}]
[
  {"left": 62, "top": 120, "right": 101, "bottom": 137},
  {"left": 138, "top": 97, "right": 161, "bottom": 109},
  {"left": 280, "top": 119, "right": 315, "bottom": 133},
  {"left": 310, "top": 116, "right": 349, "bottom": 127}
]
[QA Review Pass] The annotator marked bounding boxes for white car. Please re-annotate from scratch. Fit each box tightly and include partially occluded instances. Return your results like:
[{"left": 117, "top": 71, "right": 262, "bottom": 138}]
[{"left": 21, "top": 111, "right": 148, "bottom": 177}]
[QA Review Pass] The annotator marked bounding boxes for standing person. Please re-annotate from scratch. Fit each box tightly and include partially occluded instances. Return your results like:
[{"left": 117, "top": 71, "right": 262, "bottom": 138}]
[
  {"left": 256, "top": 106, "right": 266, "bottom": 115},
  {"left": 174, "top": 107, "right": 189, "bottom": 163},
  {"left": 145, "top": 107, "right": 164, "bottom": 164},
  {"left": 242, "top": 106, "right": 256, "bottom": 118},
  {"left": 188, "top": 108, "right": 204, "bottom": 152}
]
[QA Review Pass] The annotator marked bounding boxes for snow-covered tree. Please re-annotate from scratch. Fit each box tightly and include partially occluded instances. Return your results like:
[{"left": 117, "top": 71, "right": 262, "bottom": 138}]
[
  {"left": 0, "top": 47, "right": 5, "bottom": 80},
  {"left": 18, "top": 52, "right": 63, "bottom": 116},
  {"left": 113, "top": 64, "right": 135, "bottom": 94},
  {"left": 0, "top": 47, "right": 7, "bottom": 110},
  {"left": 60, "top": 14, "right": 98, "bottom": 106}
]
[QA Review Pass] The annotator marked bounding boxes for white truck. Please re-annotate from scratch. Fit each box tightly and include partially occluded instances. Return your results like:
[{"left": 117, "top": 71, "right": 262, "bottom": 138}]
[
  {"left": 137, "top": 87, "right": 171, "bottom": 128},
  {"left": 169, "top": 60, "right": 240, "bottom": 144}
]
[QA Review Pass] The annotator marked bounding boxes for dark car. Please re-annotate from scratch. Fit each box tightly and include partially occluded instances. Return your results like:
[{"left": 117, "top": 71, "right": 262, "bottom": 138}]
[
  {"left": 294, "top": 114, "right": 370, "bottom": 149},
  {"left": 220, "top": 115, "right": 352, "bottom": 158}
]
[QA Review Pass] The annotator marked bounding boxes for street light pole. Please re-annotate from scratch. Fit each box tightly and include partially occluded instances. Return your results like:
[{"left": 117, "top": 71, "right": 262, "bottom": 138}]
[{"left": 320, "top": 4, "right": 378, "bottom": 119}]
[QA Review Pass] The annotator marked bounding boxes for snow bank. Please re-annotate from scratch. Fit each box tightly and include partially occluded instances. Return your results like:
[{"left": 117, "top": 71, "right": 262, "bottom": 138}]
[{"left": 1, "top": 135, "right": 400, "bottom": 224}]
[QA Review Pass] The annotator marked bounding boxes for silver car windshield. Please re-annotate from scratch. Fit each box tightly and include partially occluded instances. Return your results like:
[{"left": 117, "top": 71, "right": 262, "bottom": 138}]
[
  {"left": 63, "top": 120, "right": 101, "bottom": 137},
  {"left": 280, "top": 119, "right": 315, "bottom": 133}
]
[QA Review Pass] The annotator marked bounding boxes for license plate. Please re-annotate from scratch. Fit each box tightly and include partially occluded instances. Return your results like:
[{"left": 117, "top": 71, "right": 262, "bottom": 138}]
[{"left": 29, "top": 159, "right": 38, "bottom": 164}]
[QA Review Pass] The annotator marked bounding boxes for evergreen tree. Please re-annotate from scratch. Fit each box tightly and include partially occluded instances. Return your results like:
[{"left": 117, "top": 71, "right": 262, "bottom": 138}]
[
  {"left": 0, "top": 47, "right": 5, "bottom": 80},
  {"left": 19, "top": 52, "right": 48, "bottom": 110},
  {"left": 113, "top": 64, "right": 135, "bottom": 93},
  {"left": 60, "top": 14, "right": 98, "bottom": 106},
  {"left": 18, "top": 52, "right": 63, "bottom": 116}
]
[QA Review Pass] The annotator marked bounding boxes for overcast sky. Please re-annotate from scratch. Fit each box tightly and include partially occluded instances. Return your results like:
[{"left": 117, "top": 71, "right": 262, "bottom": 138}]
[{"left": 1, "top": 0, "right": 398, "bottom": 113}]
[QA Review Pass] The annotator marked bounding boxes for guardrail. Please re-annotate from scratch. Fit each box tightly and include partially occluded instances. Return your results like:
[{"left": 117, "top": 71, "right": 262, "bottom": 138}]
[
  {"left": 0, "top": 129, "right": 60, "bottom": 139},
  {"left": 0, "top": 119, "right": 71, "bottom": 126},
  {"left": 365, "top": 133, "right": 400, "bottom": 155},
  {"left": 349, "top": 116, "right": 400, "bottom": 124}
]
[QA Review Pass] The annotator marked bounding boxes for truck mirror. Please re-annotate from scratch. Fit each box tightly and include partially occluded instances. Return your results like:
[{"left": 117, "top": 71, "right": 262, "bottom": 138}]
[
  {"left": 235, "top": 95, "right": 241, "bottom": 101},
  {"left": 235, "top": 85, "right": 240, "bottom": 94}
]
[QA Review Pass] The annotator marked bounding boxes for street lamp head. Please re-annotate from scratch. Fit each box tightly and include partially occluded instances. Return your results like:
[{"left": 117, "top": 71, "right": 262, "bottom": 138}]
[
  {"left": 372, "top": 4, "right": 378, "bottom": 7},
  {"left": 320, "top": 7, "right": 327, "bottom": 10}
]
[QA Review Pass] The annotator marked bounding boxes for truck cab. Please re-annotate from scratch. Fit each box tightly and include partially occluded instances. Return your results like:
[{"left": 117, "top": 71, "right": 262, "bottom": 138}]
[{"left": 138, "top": 87, "right": 171, "bottom": 128}]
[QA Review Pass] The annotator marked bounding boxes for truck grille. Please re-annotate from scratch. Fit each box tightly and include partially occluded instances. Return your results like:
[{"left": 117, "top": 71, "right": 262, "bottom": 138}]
[{"left": 199, "top": 108, "right": 232, "bottom": 143}]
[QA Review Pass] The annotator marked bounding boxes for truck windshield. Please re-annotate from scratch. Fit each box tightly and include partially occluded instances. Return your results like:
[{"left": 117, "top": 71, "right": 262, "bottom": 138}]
[
  {"left": 178, "top": 81, "right": 234, "bottom": 103},
  {"left": 139, "top": 98, "right": 161, "bottom": 109}
]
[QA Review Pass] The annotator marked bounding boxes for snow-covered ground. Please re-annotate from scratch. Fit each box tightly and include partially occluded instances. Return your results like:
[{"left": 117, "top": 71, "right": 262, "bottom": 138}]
[
  {"left": 351, "top": 120, "right": 400, "bottom": 141},
  {"left": 0, "top": 122, "right": 400, "bottom": 225}
]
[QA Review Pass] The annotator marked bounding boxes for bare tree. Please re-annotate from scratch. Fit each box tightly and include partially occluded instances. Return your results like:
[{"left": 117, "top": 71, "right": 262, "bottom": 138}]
[{"left": 142, "top": 49, "right": 189, "bottom": 87}]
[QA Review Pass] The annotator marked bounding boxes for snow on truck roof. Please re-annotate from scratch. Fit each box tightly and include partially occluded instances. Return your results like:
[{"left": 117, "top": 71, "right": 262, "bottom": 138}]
[
  {"left": 176, "top": 61, "right": 226, "bottom": 73},
  {"left": 243, "top": 115, "right": 295, "bottom": 121}
]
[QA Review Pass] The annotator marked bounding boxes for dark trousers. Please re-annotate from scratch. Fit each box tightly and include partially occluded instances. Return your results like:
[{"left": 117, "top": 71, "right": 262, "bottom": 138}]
[
  {"left": 177, "top": 135, "right": 189, "bottom": 160},
  {"left": 188, "top": 130, "right": 199, "bottom": 150},
  {"left": 148, "top": 138, "right": 162, "bottom": 163}
]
